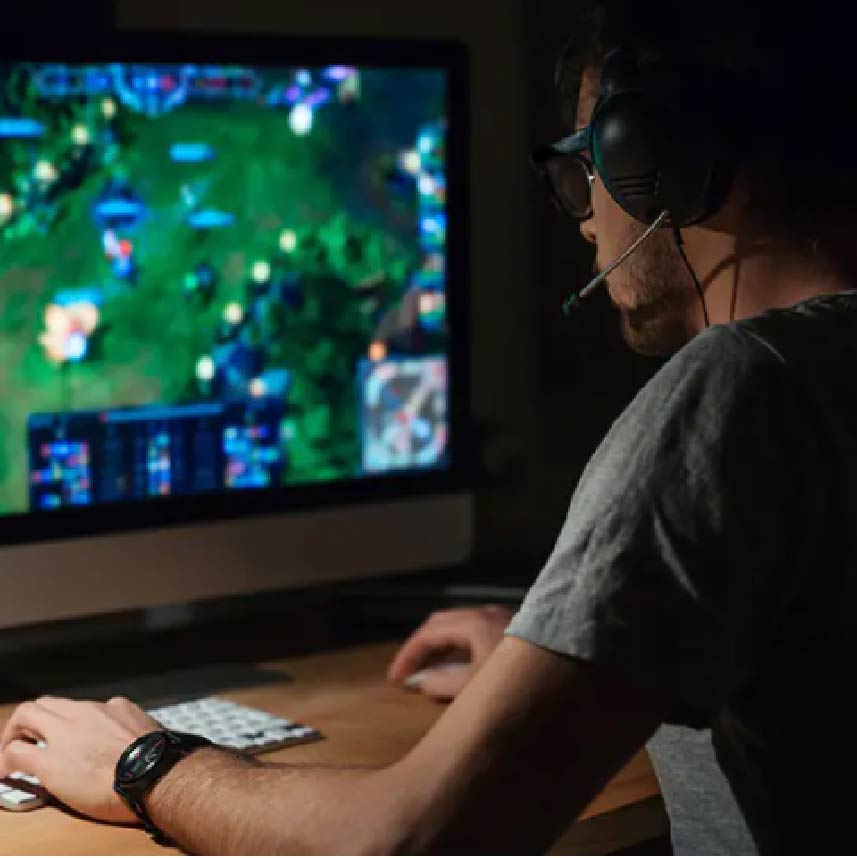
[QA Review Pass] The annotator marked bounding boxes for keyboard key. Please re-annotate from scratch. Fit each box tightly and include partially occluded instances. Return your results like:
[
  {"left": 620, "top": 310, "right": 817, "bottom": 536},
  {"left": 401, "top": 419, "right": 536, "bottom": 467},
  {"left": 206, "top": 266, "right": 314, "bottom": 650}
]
[
  {"left": 0, "top": 788, "right": 44, "bottom": 811},
  {"left": 9, "top": 772, "right": 41, "bottom": 786}
]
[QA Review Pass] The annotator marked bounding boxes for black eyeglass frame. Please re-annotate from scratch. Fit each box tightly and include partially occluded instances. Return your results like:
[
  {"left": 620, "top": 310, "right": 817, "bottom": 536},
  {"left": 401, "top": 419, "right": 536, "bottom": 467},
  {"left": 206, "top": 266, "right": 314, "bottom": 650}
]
[{"left": 530, "top": 127, "right": 595, "bottom": 220}]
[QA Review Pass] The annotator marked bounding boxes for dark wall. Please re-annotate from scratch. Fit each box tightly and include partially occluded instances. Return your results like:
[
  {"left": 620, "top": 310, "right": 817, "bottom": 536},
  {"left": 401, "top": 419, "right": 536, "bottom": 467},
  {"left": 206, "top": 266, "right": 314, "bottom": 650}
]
[{"left": 115, "top": 0, "right": 661, "bottom": 584}]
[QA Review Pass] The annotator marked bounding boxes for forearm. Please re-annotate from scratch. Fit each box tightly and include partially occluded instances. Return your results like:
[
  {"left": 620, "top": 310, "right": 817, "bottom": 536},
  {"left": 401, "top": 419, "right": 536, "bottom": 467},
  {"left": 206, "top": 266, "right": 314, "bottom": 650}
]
[
  {"left": 148, "top": 748, "right": 403, "bottom": 855},
  {"left": 143, "top": 638, "right": 665, "bottom": 854}
]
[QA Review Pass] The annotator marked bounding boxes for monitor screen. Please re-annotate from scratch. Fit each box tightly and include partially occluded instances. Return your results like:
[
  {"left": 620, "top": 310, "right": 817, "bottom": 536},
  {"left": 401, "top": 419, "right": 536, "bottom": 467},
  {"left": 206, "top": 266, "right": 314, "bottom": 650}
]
[{"left": 0, "top": 47, "right": 461, "bottom": 529}]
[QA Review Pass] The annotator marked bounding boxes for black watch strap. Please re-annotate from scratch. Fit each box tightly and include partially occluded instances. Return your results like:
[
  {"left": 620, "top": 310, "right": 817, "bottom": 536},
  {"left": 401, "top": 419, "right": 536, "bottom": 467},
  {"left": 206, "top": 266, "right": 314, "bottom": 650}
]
[{"left": 129, "top": 795, "right": 172, "bottom": 847}]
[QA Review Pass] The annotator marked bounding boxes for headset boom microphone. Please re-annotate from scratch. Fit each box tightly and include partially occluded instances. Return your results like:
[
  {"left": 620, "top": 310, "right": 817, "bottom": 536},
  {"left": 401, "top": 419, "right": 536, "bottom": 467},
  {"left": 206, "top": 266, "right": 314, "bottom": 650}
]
[{"left": 563, "top": 209, "right": 668, "bottom": 314}]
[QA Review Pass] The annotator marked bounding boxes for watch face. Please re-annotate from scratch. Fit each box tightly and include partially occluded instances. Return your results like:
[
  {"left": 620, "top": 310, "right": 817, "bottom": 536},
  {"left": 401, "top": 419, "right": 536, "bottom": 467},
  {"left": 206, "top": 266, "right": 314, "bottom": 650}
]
[{"left": 118, "top": 733, "right": 169, "bottom": 784}]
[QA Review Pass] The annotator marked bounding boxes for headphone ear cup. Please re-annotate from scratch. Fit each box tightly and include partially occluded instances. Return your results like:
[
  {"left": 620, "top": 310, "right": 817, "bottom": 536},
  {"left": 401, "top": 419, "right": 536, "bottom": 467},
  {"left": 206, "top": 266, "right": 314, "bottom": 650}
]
[{"left": 591, "top": 90, "right": 728, "bottom": 226}]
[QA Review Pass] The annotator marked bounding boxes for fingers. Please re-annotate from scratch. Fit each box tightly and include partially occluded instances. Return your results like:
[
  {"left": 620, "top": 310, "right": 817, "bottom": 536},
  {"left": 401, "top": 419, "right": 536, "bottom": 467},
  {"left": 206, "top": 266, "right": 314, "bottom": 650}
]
[
  {"left": 106, "top": 696, "right": 158, "bottom": 734},
  {"left": 388, "top": 613, "right": 444, "bottom": 681},
  {"left": 388, "top": 606, "right": 515, "bottom": 682},
  {"left": 31, "top": 696, "right": 88, "bottom": 718},
  {"left": 0, "top": 701, "right": 62, "bottom": 750},
  {"left": 388, "top": 631, "right": 444, "bottom": 682},
  {"left": 105, "top": 697, "right": 137, "bottom": 732},
  {"left": 36, "top": 694, "right": 146, "bottom": 729},
  {"left": 483, "top": 604, "right": 515, "bottom": 620},
  {"left": 387, "top": 622, "right": 476, "bottom": 682},
  {"left": 30, "top": 695, "right": 67, "bottom": 713},
  {"left": 0, "top": 739, "right": 46, "bottom": 781},
  {"left": 413, "top": 665, "right": 474, "bottom": 701}
]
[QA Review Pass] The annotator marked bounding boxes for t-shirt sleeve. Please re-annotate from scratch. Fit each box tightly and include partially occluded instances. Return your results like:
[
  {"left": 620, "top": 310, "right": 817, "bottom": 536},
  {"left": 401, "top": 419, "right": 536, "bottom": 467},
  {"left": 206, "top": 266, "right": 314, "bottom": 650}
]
[{"left": 507, "top": 324, "right": 816, "bottom": 723}]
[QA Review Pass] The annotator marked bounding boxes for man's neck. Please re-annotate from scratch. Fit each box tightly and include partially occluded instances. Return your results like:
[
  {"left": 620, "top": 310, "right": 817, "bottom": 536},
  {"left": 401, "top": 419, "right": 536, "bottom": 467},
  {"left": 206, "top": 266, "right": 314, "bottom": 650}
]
[{"left": 686, "top": 229, "right": 850, "bottom": 328}]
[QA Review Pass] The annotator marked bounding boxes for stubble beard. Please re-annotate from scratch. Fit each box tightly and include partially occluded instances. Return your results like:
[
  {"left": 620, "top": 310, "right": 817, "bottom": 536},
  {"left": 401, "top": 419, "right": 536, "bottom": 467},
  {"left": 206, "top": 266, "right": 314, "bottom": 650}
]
[{"left": 605, "top": 229, "right": 696, "bottom": 357}]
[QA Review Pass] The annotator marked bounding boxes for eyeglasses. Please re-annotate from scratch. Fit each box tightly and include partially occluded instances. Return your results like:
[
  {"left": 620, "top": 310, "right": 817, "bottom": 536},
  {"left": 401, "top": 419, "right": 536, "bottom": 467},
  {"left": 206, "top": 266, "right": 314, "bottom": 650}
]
[{"left": 530, "top": 127, "right": 594, "bottom": 221}]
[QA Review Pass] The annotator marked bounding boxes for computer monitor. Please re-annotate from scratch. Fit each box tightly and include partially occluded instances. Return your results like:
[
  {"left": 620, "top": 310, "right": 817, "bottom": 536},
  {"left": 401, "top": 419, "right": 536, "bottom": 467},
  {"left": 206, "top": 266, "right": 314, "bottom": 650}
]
[{"left": 0, "top": 32, "right": 471, "bottom": 631}]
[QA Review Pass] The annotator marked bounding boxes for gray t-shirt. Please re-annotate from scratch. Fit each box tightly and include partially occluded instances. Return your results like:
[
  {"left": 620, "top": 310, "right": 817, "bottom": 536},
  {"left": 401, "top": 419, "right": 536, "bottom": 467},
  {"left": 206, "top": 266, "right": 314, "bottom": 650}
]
[
  {"left": 508, "top": 292, "right": 857, "bottom": 854},
  {"left": 648, "top": 725, "right": 756, "bottom": 855}
]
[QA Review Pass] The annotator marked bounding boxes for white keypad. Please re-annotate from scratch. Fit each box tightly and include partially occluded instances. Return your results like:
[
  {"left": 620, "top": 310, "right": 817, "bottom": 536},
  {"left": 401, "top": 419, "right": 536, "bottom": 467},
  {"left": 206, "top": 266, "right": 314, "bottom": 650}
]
[{"left": 149, "top": 697, "right": 321, "bottom": 754}]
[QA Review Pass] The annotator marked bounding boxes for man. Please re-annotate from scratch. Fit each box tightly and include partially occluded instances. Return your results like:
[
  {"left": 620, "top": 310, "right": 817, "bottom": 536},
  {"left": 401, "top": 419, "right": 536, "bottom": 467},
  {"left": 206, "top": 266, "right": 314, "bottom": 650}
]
[{"left": 2, "top": 2, "right": 856, "bottom": 852}]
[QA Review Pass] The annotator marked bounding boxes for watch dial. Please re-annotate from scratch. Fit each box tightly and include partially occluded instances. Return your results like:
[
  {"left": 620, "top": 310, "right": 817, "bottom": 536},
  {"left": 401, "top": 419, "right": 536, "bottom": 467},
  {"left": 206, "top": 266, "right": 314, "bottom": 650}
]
[{"left": 119, "top": 734, "right": 167, "bottom": 783}]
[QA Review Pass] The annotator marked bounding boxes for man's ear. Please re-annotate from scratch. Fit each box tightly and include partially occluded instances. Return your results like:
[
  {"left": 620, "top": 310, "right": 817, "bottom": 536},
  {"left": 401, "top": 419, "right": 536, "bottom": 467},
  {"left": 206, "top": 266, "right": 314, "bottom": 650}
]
[{"left": 576, "top": 66, "right": 601, "bottom": 130}]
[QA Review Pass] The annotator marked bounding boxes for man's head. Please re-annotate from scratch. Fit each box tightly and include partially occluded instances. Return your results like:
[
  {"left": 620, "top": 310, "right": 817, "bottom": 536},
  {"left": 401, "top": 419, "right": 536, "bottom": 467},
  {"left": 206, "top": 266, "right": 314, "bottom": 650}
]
[
  {"left": 573, "top": 64, "right": 699, "bottom": 355},
  {"left": 548, "top": 1, "right": 857, "bottom": 356}
]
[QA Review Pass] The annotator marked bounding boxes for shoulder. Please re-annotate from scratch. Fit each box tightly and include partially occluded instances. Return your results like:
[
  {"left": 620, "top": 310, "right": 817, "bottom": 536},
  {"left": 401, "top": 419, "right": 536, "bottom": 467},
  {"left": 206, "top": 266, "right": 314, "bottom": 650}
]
[
  {"left": 623, "top": 322, "right": 787, "bottom": 436},
  {"left": 659, "top": 321, "right": 785, "bottom": 387},
  {"left": 657, "top": 292, "right": 857, "bottom": 408}
]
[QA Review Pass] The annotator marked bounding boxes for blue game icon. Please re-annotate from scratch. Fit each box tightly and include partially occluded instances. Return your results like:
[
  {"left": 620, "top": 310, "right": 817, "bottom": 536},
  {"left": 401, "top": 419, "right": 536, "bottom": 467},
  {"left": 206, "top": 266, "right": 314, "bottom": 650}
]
[
  {"left": 169, "top": 142, "right": 215, "bottom": 163},
  {"left": 0, "top": 117, "right": 45, "bottom": 139},
  {"left": 358, "top": 356, "right": 448, "bottom": 473},
  {"left": 53, "top": 287, "right": 104, "bottom": 309},
  {"left": 416, "top": 123, "right": 444, "bottom": 170},
  {"left": 418, "top": 212, "right": 446, "bottom": 250},
  {"left": 112, "top": 63, "right": 191, "bottom": 117},
  {"left": 92, "top": 181, "right": 145, "bottom": 230},
  {"left": 188, "top": 209, "right": 235, "bottom": 229},
  {"left": 32, "top": 65, "right": 75, "bottom": 98}
]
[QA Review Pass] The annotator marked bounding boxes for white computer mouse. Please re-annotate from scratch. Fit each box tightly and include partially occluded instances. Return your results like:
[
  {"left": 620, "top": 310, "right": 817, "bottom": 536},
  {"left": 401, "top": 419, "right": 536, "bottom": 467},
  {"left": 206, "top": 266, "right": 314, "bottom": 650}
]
[{"left": 403, "top": 661, "right": 470, "bottom": 689}]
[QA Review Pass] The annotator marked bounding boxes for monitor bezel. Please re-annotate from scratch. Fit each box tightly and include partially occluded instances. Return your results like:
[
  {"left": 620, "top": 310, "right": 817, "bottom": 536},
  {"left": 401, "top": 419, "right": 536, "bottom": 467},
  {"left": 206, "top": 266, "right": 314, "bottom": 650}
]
[{"left": 0, "top": 32, "right": 471, "bottom": 549}]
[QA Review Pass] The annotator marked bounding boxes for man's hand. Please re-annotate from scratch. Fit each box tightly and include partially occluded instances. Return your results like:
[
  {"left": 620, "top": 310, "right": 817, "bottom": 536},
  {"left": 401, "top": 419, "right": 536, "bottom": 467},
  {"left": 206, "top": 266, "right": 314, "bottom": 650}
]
[
  {"left": 387, "top": 605, "right": 514, "bottom": 700},
  {"left": 0, "top": 696, "right": 160, "bottom": 824}
]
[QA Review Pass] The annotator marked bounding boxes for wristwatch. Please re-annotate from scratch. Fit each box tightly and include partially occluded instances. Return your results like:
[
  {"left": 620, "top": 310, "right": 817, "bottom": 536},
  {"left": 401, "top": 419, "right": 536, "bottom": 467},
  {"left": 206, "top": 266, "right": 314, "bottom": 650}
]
[{"left": 114, "top": 730, "right": 213, "bottom": 845}]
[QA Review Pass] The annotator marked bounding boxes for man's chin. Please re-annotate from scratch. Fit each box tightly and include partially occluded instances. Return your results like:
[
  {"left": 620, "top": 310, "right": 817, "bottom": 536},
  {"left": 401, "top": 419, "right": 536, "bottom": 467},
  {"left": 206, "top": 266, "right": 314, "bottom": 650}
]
[{"left": 618, "top": 307, "right": 689, "bottom": 357}]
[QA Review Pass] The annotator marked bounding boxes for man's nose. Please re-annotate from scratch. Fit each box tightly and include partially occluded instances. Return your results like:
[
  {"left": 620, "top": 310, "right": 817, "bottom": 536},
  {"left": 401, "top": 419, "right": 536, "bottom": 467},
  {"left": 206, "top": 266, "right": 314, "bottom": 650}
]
[{"left": 579, "top": 217, "right": 597, "bottom": 245}]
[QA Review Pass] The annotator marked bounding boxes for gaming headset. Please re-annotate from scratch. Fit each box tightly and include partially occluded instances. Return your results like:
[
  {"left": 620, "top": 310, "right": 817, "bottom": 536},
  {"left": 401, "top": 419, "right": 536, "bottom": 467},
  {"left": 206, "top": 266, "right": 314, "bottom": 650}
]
[
  {"left": 590, "top": 47, "right": 735, "bottom": 227},
  {"left": 534, "top": 44, "right": 738, "bottom": 317}
]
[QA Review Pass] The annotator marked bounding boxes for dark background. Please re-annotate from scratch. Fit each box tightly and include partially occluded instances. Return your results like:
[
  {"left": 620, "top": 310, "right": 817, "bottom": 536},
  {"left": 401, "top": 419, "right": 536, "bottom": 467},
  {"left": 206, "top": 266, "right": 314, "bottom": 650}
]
[{"left": 0, "top": 1, "right": 663, "bottom": 662}]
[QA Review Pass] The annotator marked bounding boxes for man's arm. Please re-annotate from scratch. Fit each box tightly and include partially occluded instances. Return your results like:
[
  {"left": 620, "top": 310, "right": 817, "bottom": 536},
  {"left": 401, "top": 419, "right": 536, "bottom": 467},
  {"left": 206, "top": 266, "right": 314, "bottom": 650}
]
[
  {"left": 1, "top": 637, "right": 666, "bottom": 854},
  {"left": 146, "top": 751, "right": 394, "bottom": 855}
]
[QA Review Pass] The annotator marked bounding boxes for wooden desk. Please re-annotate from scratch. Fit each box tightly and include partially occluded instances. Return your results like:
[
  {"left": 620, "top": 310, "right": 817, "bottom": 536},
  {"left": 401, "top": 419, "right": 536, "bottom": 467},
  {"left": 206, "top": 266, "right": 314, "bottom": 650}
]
[{"left": 0, "top": 642, "right": 668, "bottom": 855}]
